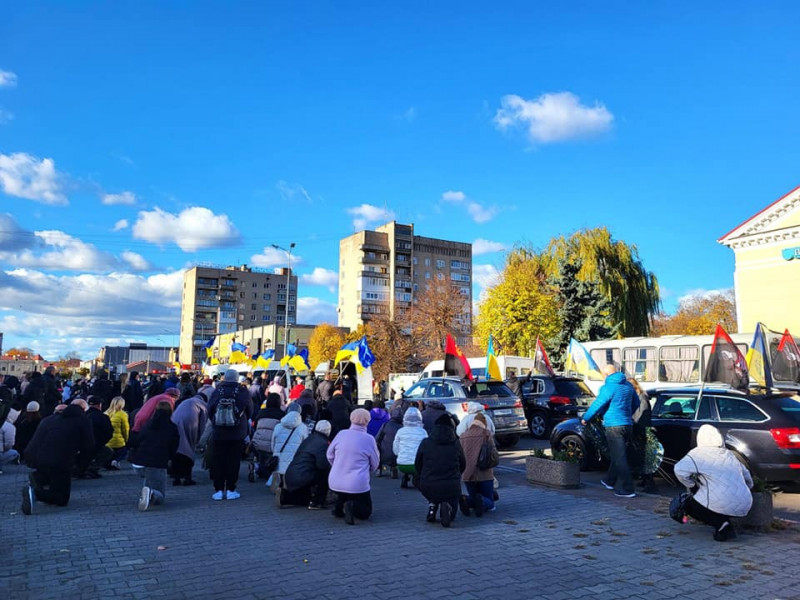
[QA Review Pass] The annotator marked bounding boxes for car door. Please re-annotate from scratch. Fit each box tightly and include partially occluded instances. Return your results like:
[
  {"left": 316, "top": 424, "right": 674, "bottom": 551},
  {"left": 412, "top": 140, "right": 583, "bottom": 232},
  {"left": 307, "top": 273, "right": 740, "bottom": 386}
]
[
  {"left": 710, "top": 395, "right": 771, "bottom": 469},
  {"left": 651, "top": 393, "right": 701, "bottom": 461}
]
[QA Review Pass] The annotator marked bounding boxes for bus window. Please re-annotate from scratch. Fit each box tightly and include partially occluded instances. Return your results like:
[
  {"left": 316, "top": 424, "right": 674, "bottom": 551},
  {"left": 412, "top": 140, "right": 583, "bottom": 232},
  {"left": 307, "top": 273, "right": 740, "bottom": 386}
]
[
  {"left": 505, "top": 368, "right": 517, "bottom": 378},
  {"left": 590, "top": 348, "right": 620, "bottom": 380},
  {"left": 659, "top": 346, "right": 700, "bottom": 383},
  {"left": 623, "top": 347, "right": 657, "bottom": 382}
]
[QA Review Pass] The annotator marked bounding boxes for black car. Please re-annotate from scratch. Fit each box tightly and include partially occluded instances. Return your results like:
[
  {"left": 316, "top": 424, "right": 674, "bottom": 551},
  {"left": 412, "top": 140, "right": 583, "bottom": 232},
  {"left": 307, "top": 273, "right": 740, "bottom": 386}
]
[
  {"left": 550, "top": 386, "right": 800, "bottom": 484},
  {"left": 518, "top": 375, "right": 595, "bottom": 439}
]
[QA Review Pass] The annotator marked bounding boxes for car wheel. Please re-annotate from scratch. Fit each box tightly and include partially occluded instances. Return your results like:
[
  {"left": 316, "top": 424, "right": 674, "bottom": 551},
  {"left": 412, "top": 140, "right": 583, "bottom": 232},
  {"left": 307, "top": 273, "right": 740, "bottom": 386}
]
[
  {"left": 496, "top": 435, "right": 520, "bottom": 449},
  {"left": 557, "top": 434, "right": 589, "bottom": 471},
  {"left": 527, "top": 411, "right": 549, "bottom": 439}
]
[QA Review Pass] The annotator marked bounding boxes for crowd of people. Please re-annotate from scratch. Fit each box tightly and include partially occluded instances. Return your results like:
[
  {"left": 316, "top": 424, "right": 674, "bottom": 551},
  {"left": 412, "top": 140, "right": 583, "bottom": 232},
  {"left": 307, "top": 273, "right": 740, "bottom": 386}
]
[{"left": 1, "top": 364, "right": 756, "bottom": 538}]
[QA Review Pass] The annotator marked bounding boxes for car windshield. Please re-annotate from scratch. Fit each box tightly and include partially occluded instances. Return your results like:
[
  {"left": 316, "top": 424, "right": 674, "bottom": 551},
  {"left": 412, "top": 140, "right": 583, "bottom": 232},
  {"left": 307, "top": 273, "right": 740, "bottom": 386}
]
[
  {"left": 776, "top": 395, "right": 800, "bottom": 424},
  {"left": 466, "top": 381, "right": 515, "bottom": 398},
  {"left": 554, "top": 379, "right": 594, "bottom": 397}
]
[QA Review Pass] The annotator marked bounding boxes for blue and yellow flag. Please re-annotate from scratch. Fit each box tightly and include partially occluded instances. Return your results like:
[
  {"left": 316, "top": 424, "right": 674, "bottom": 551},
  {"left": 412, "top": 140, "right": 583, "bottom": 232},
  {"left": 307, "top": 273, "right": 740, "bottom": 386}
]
[
  {"left": 564, "top": 338, "right": 603, "bottom": 379},
  {"left": 746, "top": 322, "right": 773, "bottom": 389},
  {"left": 230, "top": 350, "right": 248, "bottom": 364},
  {"left": 334, "top": 341, "right": 359, "bottom": 368},
  {"left": 486, "top": 335, "right": 502, "bottom": 381}
]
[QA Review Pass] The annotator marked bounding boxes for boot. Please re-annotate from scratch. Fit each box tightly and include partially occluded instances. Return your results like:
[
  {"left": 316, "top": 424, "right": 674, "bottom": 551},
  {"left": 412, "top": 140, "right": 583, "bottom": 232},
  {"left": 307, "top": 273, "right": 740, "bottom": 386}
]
[
  {"left": 426, "top": 504, "right": 437, "bottom": 523},
  {"left": 400, "top": 474, "right": 409, "bottom": 489}
]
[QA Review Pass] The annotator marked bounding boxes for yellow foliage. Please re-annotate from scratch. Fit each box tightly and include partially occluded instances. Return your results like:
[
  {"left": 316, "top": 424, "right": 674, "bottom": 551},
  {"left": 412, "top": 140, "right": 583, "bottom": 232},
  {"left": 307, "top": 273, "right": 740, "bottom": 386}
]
[
  {"left": 652, "top": 291, "right": 737, "bottom": 336},
  {"left": 308, "top": 323, "right": 346, "bottom": 368}
]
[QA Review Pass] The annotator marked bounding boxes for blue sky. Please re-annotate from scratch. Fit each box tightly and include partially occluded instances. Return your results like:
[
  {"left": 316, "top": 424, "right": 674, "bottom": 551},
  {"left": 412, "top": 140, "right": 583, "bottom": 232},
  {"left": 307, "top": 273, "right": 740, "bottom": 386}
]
[{"left": 1, "top": 2, "right": 799, "bottom": 359}]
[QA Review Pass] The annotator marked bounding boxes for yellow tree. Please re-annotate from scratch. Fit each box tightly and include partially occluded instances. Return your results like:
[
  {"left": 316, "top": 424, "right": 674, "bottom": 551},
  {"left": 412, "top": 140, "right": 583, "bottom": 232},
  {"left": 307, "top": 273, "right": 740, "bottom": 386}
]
[
  {"left": 308, "top": 323, "right": 346, "bottom": 368},
  {"left": 474, "top": 250, "right": 560, "bottom": 357},
  {"left": 652, "top": 290, "right": 737, "bottom": 336}
]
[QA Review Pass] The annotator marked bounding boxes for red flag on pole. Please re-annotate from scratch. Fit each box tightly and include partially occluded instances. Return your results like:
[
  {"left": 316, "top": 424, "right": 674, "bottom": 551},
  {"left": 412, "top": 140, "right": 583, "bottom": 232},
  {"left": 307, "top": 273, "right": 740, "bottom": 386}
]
[
  {"left": 773, "top": 329, "right": 800, "bottom": 383},
  {"left": 704, "top": 324, "right": 749, "bottom": 391},
  {"left": 444, "top": 334, "right": 473, "bottom": 381},
  {"left": 534, "top": 337, "right": 555, "bottom": 377}
]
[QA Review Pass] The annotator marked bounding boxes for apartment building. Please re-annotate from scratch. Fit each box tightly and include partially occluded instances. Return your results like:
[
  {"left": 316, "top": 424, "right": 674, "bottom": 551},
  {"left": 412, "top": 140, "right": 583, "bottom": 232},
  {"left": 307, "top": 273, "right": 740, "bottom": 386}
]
[
  {"left": 179, "top": 264, "right": 298, "bottom": 365},
  {"left": 337, "top": 222, "right": 472, "bottom": 342}
]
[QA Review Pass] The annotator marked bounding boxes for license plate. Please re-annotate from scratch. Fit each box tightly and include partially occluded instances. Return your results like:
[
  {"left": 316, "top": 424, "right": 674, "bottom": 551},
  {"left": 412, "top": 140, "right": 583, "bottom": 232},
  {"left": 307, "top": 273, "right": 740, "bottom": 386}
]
[{"left": 494, "top": 409, "right": 512, "bottom": 416}]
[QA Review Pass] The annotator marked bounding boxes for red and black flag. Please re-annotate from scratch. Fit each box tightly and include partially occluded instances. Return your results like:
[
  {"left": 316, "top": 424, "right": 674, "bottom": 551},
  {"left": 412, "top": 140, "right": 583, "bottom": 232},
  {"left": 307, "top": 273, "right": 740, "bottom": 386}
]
[
  {"left": 704, "top": 324, "right": 749, "bottom": 392},
  {"left": 444, "top": 334, "right": 473, "bottom": 381},
  {"left": 772, "top": 329, "right": 800, "bottom": 384},
  {"left": 534, "top": 337, "right": 555, "bottom": 377}
]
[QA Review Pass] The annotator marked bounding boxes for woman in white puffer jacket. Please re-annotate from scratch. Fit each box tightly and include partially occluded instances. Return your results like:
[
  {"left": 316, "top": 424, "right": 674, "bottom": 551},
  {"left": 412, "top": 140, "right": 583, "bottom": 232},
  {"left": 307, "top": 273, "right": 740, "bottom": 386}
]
[
  {"left": 674, "top": 424, "right": 753, "bottom": 541},
  {"left": 392, "top": 407, "right": 428, "bottom": 489},
  {"left": 271, "top": 405, "right": 308, "bottom": 491}
]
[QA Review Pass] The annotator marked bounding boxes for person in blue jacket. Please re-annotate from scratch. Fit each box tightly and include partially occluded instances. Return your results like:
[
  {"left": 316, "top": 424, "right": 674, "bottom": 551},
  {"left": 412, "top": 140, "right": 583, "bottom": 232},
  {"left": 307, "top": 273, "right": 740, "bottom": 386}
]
[{"left": 581, "top": 364, "right": 640, "bottom": 498}]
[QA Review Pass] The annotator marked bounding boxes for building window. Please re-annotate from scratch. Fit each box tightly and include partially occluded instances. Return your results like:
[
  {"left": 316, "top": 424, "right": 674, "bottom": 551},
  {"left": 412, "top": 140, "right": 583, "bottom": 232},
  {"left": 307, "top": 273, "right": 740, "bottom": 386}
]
[
  {"left": 425, "top": 272, "right": 431, "bottom": 280},
  {"left": 251, "top": 303, "right": 257, "bottom": 310},
  {"left": 264, "top": 282, "right": 270, "bottom": 289},
  {"left": 239, "top": 292, "right": 245, "bottom": 298},
  {"left": 250, "top": 314, "right": 257, "bottom": 321},
  {"left": 263, "top": 293, "right": 271, "bottom": 300},
  {"left": 413, "top": 257, "right": 418, "bottom": 265},
  {"left": 252, "top": 292, "right": 257, "bottom": 299},
  {"left": 262, "top": 304, "right": 271, "bottom": 311},
  {"left": 252, "top": 282, "right": 258, "bottom": 288},
  {"left": 437, "top": 272, "right": 444, "bottom": 280},
  {"left": 278, "top": 283, "right": 286, "bottom": 290},
  {"left": 262, "top": 315, "right": 271, "bottom": 321},
  {"left": 238, "top": 314, "right": 244, "bottom": 320},
  {"left": 436, "top": 259, "right": 445, "bottom": 268}
]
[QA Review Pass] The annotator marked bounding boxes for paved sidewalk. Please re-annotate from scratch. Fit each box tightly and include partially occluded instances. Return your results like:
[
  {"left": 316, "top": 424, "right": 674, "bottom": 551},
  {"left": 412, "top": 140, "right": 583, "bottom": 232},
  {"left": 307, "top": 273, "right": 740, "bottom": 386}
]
[{"left": 2, "top": 459, "right": 799, "bottom": 600}]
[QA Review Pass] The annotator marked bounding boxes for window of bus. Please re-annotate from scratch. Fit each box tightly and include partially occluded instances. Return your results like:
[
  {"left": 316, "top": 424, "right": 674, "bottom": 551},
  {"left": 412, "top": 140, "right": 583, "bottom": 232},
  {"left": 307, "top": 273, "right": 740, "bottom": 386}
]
[
  {"left": 589, "top": 348, "right": 620, "bottom": 380},
  {"left": 623, "top": 347, "right": 657, "bottom": 382},
  {"left": 659, "top": 346, "right": 700, "bottom": 383},
  {"left": 701, "top": 344, "right": 748, "bottom": 377}
]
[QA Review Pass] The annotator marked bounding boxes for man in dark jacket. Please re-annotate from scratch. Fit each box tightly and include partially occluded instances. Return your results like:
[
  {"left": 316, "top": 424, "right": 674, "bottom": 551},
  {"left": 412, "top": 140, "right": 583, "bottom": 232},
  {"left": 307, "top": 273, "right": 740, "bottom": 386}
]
[
  {"left": 42, "top": 366, "right": 62, "bottom": 416},
  {"left": 207, "top": 369, "right": 253, "bottom": 500},
  {"left": 21, "top": 399, "right": 94, "bottom": 515},
  {"left": 75, "top": 396, "right": 114, "bottom": 478},
  {"left": 122, "top": 371, "right": 145, "bottom": 414},
  {"left": 22, "top": 371, "right": 47, "bottom": 415},
  {"left": 324, "top": 389, "right": 351, "bottom": 439},
  {"left": 415, "top": 413, "right": 466, "bottom": 527},
  {"left": 315, "top": 372, "right": 334, "bottom": 408},
  {"left": 421, "top": 400, "right": 457, "bottom": 434},
  {"left": 90, "top": 371, "right": 114, "bottom": 411},
  {"left": 280, "top": 420, "right": 331, "bottom": 509},
  {"left": 375, "top": 406, "right": 403, "bottom": 479},
  {"left": 129, "top": 401, "right": 179, "bottom": 511}
]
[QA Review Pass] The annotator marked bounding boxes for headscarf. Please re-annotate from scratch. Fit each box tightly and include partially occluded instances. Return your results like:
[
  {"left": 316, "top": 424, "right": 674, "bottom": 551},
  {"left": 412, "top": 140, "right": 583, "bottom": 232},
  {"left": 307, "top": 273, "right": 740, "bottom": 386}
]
[{"left": 350, "top": 408, "right": 371, "bottom": 426}]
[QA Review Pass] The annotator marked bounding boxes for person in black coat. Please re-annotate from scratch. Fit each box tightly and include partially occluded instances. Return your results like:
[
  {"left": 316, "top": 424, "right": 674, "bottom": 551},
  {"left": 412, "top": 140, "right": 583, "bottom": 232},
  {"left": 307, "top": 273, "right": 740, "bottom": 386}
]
[
  {"left": 122, "top": 371, "right": 145, "bottom": 414},
  {"left": 324, "top": 390, "right": 351, "bottom": 440},
  {"left": 21, "top": 399, "right": 94, "bottom": 514},
  {"left": 295, "top": 389, "right": 317, "bottom": 421},
  {"left": 421, "top": 400, "right": 457, "bottom": 434},
  {"left": 375, "top": 405, "right": 403, "bottom": 478},
  {"left": 414, "top": 413, "right": 466, "bottom": 528},
  {"left": 206, "top": 369, "right": 254, "bottom": 500},
  {"left": 280, "top": 420, "right": 332, "bottom": 509},
  {"left": 90, "top": 371, "right": 114, "bottom": 411},
  {"left": 22, "top": 372, "right": 47, "bottom": 415},
  {"left": 75, "top": 396, "right": 114, "bottom": 478},
  {"left": 129, "top": 401, "right": 179, "bottom": 511},
  {"left": 42, "top": 367, "right": 62, "bottom": 416}
]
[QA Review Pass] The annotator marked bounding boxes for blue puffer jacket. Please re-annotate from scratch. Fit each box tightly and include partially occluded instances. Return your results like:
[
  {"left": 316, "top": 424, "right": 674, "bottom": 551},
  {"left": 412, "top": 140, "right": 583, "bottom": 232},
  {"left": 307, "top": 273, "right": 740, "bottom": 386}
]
[{"left": 583, "top": 372, "right": 639, "bottom": 427}]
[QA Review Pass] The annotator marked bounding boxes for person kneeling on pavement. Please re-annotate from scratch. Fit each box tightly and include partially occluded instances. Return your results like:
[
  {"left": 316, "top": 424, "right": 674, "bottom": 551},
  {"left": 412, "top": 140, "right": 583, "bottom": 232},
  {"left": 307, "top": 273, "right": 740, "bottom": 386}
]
[
  {"left": 673, "top": 424, "right": 753, "bottom": 541},
  {"left": 130, "top": 401, "right": 179, "bottom": 511},
  {"left": 459, "top": 413, "right": 497, "bottom": 516},
  {"left": 414, "top": 413, "right": 466, "bottom": 527},
  {"left": 392, "top": 406, "right": 428, "bottom": 489},
  {"left": 74, "top": 396, "right": 114, "bottom": 479},
  {"left": 277, "top": 420, "right": 332, "bottom": 510},
  {"left": 271, "top": 403, "right": 308, "bottom": 493}
]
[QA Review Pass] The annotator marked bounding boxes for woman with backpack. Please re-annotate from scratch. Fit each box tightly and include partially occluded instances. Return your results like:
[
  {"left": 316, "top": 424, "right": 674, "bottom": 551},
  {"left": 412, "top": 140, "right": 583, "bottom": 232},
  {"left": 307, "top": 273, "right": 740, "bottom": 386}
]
[
  {"left": 207, "top": 370, "right": 253, "bottom": 501},
  {"left": 459, "top": 413, "right": 497, "bottom": 516}
]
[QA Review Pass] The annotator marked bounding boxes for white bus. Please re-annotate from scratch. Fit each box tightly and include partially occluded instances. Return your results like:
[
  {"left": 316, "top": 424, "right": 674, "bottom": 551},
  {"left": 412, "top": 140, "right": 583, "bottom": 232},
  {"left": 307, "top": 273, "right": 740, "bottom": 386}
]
[
  {"left": 579, "top": 334, "right": 756, "bottom": 395},
  {"left": 421, "top": 355, "right": 536, "bottom": 381}
]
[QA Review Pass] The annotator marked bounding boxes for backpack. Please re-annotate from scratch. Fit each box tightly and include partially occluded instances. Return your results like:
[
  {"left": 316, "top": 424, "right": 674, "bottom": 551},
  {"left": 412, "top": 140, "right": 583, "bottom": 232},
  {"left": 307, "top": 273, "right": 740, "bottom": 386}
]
[{"left": 214, "top": 385, "right": 243, "bottom": 428}]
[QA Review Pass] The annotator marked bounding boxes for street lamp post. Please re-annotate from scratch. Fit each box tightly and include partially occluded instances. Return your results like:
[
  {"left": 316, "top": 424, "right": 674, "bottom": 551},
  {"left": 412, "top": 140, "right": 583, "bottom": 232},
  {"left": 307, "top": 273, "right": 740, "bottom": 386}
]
[{"left": 271, "top": 242, "right": 295, "bottom": 358}]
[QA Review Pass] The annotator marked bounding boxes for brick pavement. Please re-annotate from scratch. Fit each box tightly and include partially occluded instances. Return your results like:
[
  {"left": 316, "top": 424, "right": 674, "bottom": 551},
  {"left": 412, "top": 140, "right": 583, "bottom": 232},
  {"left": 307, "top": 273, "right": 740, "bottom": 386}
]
[{"left": 2, "top": 458, "right": 799, "bottom": 600}]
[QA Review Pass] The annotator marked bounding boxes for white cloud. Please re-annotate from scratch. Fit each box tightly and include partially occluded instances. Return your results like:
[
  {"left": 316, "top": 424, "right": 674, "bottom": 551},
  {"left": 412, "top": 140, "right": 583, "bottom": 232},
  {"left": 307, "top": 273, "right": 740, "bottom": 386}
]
[
  {"left": 120, "top": 250, "right": 152, "bottom": 271},
  {"left": 677, "top": 288, "right": 733, "bottom": 307},
  {"left": 439, "top": 190, "right": 497, "bottom": 224},
  {"left": 250, "top": 246, "right": 304, "bottom": 269},
  {"left": 472, "top": 238, "right": 507, "bottom": 256},
  {"left": 0, "top": 70, "right": 17, "bottom": 87},
  {"left": 113, "top": 219, "right": 129, "bottom": 231},
  {"left": 0, "top": 230, "right": 117, "bottom": 271},
  {"left": 346, "top": 204, "right": 396, "bottom": 230},
  {"left": 132, "top": 206, "right": 241, "bottom": 252},
  {"left": 494, "top": 91, "right": 614, "bottom": 144},
  {"left": 300, "top": 267, "right": 338, "bottom": 292},
  {"left": 0, "top": 108, "right": 12, "bottom": 124},
  {"left": 102, "top": 191, "right": 137, "bottom": 205},
  {"left": 297, "top": 297, "right": 337, "bottom": 324},
  {"left": 0, "top": 152, "right": 67, "bottom": 205},
  {"left": 0, "top": 213, "right": 35, "bottom": 251},
  {"left": 276, "top": 180, "right": 312, "bottom": 204},
  {"left": 473, "top": 264, "right": 501, "bottom": 290}
]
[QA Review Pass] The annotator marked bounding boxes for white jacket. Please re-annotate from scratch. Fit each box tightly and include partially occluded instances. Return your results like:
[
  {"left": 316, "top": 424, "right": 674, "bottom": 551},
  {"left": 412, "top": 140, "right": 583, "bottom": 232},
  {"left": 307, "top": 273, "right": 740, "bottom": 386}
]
[
  {"left": 1, "top": 420, "right": 15, "bottom": 452},
  {"left": 392, "top": 407, "right": 428, "bottom": 466},
  {"left": 271, "top": 411, "right": 308, "bottom": 475},
  {"left": 456, "top": 402, "right": 495, "bottom": 437},
  {"left": 674, "top": 424, "right": 753, "bottom": 517}
]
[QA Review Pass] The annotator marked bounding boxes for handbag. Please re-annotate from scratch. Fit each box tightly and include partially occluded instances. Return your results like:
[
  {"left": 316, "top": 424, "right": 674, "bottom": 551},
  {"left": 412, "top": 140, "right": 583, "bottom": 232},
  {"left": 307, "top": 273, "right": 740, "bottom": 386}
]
[
  {"left": 261, "top": 427, "right": 296, "bottom": 478},
  {"left": 476, "top": 433, "right": 500, "bottom": 470},
  {"left": 669, "top": 491, "right": 692, "bottom": 523}
]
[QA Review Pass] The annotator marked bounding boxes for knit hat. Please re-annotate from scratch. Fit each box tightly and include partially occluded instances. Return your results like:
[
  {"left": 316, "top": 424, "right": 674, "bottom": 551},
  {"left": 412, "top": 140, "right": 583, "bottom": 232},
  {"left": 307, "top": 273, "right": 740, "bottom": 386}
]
[
  {"left": 315, "top": 419, "right": 332, "bottom": 437},
  {"left": 26, "top": 401, "right": 40, "bottom": 412},
  {"left": 224, "top": 369, "right": 239, "bottom": 383},
  {"left": 350, "top": 408, "right": 371, "bottom": 426}
]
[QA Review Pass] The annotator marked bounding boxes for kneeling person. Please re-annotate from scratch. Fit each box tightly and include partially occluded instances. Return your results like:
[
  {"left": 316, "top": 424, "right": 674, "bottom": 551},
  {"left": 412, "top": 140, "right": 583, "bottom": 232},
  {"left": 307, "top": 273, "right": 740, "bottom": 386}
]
[
  {"left": 415, "top": 413, "right": 466, "bottom": 527},
  {"left": 130, "top": 401, "right": 179, "bottom": 511},
  {"left": 278, "top": 420, "right": 332, "bottom": 509}
]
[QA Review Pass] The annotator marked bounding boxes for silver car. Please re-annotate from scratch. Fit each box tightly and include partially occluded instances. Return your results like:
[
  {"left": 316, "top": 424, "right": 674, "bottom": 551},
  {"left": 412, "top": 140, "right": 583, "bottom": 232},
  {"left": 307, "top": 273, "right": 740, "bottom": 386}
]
[{"left": 400, "top": 377, "right": 527, "bottom": 447}]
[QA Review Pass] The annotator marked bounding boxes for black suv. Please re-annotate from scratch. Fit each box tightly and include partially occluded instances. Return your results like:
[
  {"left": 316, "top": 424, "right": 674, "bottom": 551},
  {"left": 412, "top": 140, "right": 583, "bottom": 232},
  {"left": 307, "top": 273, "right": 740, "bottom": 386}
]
[
  {"left": 518, "top": 375, "right": 595, "bottom": 439},
  {"left": 550, "top": 386, "right": 800, "bottom": 484}
]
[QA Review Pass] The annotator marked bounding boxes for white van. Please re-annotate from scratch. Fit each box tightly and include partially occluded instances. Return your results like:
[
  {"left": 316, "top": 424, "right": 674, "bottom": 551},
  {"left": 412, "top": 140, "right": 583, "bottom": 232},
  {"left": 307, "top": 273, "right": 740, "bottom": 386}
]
[{"left": 420, "top": 355, "right": 535, "bottom": 381}]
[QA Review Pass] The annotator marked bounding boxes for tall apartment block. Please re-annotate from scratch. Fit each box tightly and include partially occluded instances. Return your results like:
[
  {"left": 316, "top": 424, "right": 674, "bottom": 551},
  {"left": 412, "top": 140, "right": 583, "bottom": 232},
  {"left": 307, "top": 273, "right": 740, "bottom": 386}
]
[
  {"left": 179, "top": 264, "right": 297, "bottom": 366},
  {"left": 337, "top": 222, "right": 472, "bottom": 343}
]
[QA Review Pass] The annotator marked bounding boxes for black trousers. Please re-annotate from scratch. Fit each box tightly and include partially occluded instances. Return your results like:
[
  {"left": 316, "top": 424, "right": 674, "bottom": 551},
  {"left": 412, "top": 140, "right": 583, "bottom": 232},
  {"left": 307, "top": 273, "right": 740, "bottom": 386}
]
[
  {"left": 171, "top": 453, "right": 194, "bottom": 481},
  {"left": 31, "top": 467, "right": 72, "bottom": 506},
  {"left": 282, "top": 470, "right": 329, "bottom": 506},
  {"left": 685, "top": 497, "right": 729, "bottom": 529},
  {"left": 212, "top": 439, "right": 243, "bottom": 492},
  {"left": 76, "top": 446, "right": 113, "bottom": 475},
  {"left": 605, "top": 425, "right": 635, "bottom": 494},
  {"left": 334, "top": 491, "right": 372, "bottom": 520}
]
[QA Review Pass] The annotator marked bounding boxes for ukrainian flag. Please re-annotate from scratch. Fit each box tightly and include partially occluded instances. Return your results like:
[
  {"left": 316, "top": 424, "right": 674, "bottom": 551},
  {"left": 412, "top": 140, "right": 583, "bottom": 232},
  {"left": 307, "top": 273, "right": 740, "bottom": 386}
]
[
  {"left": 486, "top": 335, "right": 502, "bottom": 381},
  {"left": 564, "top": 338, "right": 603, "bottom": 379},
  {"left": 230, "top": 350, "right": 248, "bottom": 364},
  {"left": 746, "top": 322, "right": 773, "bottom": 389}
]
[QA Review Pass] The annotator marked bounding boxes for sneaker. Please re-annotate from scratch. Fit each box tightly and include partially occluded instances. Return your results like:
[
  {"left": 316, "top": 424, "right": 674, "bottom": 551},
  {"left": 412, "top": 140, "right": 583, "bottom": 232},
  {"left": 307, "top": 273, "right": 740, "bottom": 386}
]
[
  {"left": 308, "top": 502, "right": 322, "bottom": 510},
  {"left": 600, "top": 480, "right": 615, "bottom": 490},
  {"left": 226, "top": 490, "right": 241, "bottom": 500},
  {"left": 426, "top": 504, "right": 437, "bottom": 523},
  {"left": 138, "top": 486, "right": 151, "bottom": 511},
  {"left": 487, "top": 506, "right": 497, "bottom": 512},
  {"left": 472, "top": 493, "right": 484, "bottom": 518},
  {"left": 458, "top": 495, "right": 471, "bottom": 517},
  {"left": 212, "top": 490, "right": 225, "bottom": 501},
  {"left": 614, "top": 491, "right": 636, "bottom": 498},
  {"left": 21, "top": 485, "right": 34, "bottom": 515},
  {"left": 344, "top": 500, "right": 355, "bottom": 525},
  {"left": 440, "top": 502, "right": 452, "bottom": 528}
]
